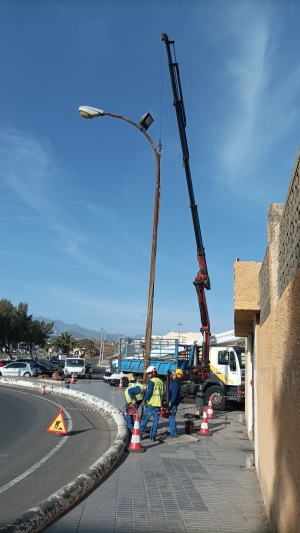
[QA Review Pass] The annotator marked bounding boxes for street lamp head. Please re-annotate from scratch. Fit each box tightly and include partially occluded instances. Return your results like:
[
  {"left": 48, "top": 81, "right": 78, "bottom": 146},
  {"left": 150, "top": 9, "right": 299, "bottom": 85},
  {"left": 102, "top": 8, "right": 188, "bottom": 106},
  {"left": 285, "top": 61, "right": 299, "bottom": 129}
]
[
  {"left": 78, "top": 106, "right": 105, "bottom": 119},
  {"left": 139, "top": 112, "right": 154, "bottom": 131}
]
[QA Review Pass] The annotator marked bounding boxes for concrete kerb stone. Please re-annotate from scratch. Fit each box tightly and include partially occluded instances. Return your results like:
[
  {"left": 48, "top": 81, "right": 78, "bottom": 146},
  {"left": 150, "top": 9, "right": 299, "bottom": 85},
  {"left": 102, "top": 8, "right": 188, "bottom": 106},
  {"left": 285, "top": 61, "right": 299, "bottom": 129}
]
[{"left": 0, "top": 378, "right": 128, "bottom": 533}]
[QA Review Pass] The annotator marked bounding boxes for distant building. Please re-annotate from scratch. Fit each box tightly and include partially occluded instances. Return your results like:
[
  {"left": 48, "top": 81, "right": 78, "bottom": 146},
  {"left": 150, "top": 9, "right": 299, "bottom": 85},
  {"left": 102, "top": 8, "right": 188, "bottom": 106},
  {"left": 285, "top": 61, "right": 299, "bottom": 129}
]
[{"left": 163, "top": 331, "right": 203, "bottom": 344}]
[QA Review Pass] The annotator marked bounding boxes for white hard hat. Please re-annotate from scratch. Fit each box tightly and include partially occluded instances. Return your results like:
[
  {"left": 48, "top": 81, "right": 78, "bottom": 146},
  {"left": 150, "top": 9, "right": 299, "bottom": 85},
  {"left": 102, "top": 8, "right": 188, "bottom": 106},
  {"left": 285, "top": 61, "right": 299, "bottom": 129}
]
[{"left": 146, "top": 365, "right": 157, "bottom": 373}]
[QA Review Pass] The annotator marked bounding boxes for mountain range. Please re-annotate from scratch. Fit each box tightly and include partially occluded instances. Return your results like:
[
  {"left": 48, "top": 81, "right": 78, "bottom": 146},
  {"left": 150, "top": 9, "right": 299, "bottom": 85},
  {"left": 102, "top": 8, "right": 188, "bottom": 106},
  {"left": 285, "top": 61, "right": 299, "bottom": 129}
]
[{"left": 33, "top": 317, "right": 119, "bottom": 341}]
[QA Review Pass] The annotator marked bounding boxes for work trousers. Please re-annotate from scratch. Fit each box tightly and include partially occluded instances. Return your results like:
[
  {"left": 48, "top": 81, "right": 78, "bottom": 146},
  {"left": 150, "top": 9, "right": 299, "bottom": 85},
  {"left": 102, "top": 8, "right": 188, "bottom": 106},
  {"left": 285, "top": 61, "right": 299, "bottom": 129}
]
[
  {"left": 169, "top": 406, "right": 178, "bottom": 437},
  {"left": 139, "top": 406, "right": 160, "bottom": 438}
]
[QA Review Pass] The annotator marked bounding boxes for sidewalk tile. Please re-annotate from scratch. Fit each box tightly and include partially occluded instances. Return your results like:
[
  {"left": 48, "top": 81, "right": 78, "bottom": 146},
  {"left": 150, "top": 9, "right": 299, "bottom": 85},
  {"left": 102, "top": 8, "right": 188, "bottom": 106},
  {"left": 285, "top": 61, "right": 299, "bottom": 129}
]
[{"left": 44, "top": 381, "right": 270, "bottom": 533}]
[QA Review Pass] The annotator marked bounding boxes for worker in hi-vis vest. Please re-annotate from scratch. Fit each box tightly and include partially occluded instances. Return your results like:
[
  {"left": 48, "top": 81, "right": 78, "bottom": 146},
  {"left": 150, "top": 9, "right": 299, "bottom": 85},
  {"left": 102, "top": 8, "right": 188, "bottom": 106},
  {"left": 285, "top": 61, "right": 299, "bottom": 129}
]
[
  {"left": 139, "top": 366, "right": 164, "bottom": 441},
  {"left": 124, "top": 379, "right": 147, "bottom": 431}
]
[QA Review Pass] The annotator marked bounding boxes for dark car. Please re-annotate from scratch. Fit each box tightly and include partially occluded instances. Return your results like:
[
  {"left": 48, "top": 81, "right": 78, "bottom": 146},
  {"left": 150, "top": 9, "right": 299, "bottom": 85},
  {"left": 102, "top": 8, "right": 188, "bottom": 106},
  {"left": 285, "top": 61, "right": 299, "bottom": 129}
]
[
  {"left": 46, "top": 358, "right": 65, "bottom": 369},
  {"left": 53, "top": 361, "right": 65, "bottom": 369},
  {"left": 36, "top": 361, "right": 63, "bottom": 375}
]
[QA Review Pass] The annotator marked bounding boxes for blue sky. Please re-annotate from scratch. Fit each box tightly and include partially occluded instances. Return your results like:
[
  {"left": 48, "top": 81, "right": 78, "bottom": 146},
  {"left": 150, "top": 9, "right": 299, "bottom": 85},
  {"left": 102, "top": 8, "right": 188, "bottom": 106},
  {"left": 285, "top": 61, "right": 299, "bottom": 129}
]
[{"left": 1, "top": 0, "right": 300, "bottom": 337}]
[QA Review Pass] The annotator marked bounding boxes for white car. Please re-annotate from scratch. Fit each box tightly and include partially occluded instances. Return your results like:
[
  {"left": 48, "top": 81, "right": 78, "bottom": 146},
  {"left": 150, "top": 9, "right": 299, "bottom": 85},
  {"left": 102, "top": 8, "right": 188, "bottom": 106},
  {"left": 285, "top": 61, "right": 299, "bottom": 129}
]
[{"left": 0, "top": 361, "right": 39, "bottom": 377}]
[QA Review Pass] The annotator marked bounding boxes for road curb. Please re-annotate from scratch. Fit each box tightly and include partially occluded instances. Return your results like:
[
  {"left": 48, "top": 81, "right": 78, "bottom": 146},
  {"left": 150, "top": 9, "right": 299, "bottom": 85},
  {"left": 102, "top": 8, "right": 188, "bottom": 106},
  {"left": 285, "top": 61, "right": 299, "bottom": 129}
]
[{"left": 0, "top": 379, "right": 128, "bottom": 533}]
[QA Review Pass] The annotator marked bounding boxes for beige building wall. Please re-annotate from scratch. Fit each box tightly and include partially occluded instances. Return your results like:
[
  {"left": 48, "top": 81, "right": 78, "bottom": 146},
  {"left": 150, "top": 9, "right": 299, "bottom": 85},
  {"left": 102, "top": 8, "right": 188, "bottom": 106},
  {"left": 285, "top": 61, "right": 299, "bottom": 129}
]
[
  {"left": 234, "top": 260, "right": 261, "bottom": 442},
  {"left": 234, "top": 149, "right": 300, "bottom": 533}
]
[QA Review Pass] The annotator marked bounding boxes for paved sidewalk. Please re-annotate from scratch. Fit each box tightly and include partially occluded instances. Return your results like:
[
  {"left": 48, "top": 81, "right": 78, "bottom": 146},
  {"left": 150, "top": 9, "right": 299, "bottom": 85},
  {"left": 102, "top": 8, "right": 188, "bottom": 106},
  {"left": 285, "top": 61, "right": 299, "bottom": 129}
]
[{"left": 46, "top": 379, "right": 270, "bottom": 533}]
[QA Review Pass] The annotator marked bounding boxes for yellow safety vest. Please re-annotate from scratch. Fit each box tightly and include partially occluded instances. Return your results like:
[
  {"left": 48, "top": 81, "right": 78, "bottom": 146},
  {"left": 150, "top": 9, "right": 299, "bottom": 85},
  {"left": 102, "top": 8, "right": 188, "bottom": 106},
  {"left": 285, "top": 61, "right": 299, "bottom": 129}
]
[
  {"left": 124, "top": 383, "right": 147, "bottom": 404},
  {"left": 146, "top": 377, "right": 163, "bottom": 407}
]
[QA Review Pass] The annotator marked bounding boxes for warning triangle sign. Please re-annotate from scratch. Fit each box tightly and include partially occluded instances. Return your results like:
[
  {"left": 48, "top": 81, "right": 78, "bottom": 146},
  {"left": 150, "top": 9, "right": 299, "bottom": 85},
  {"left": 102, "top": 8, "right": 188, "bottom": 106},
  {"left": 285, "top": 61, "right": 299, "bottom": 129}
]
[{"left": 47, "top": 408, "right": 67, "bottom": 435}]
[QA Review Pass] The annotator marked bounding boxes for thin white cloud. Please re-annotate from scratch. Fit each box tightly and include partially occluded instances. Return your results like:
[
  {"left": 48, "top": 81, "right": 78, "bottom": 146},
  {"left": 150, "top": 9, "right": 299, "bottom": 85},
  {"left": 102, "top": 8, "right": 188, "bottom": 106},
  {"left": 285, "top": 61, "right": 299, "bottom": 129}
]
[
  {"left": 217, "top": 3, "right": 300, "bottom": 197},
  {"left": 0, "top": 129, "right": 133, "bottom": 283},
  {"left": 220, "top": 8, "right": 270, "bottom": 187}
]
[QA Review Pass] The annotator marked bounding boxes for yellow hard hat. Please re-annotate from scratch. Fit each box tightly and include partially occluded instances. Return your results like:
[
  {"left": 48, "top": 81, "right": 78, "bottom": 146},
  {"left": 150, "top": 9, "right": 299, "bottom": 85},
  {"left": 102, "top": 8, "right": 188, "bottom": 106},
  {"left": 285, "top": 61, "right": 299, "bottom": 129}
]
[{"left": 175, "top": 368, "right": 184, "bottom": 378}]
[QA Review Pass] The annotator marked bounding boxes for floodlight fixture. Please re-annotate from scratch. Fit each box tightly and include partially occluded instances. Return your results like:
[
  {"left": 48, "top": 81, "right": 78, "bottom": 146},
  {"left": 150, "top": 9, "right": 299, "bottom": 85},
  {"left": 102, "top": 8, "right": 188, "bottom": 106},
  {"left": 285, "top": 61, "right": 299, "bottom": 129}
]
[{"left": 139, "top": 112, "right": 154, "bottom": 131}]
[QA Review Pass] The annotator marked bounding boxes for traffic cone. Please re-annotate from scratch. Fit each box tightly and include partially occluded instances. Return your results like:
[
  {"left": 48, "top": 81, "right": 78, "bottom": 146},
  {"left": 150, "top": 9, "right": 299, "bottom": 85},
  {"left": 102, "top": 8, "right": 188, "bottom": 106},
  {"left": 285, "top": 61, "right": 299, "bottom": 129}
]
[
  {"left": 207, "top": 396, "right": 215, "bottom": 419},
  {"left": 40, "top": 380, "right": 46, "bottom": 395},
  {"left": 70, "top": 373, "right": 75, "bottom": 384},
  {"left": 118, "top": 376, "right": 123, "bottom": 389},
  {"left": 128, "top": 413, "right": 145, "bottom": 453},
  {"left": 159, "top": 402, "right": 169, "bottom": 419},
  {"left": 199, "top": 406, "right": 210, "bottom": 435}
]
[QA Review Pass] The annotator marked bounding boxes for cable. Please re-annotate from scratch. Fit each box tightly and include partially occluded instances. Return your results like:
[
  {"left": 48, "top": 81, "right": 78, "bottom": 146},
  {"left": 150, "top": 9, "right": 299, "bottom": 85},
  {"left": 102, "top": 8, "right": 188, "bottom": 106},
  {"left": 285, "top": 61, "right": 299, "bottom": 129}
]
[{"left": 158, "top": 40, "right": 163, "bottom": 157}]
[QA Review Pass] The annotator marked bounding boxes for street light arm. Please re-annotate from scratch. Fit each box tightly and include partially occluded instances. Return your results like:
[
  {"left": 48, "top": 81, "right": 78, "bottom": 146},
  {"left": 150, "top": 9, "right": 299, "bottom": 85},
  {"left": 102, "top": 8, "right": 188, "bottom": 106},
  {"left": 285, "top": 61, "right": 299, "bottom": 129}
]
[{"left": 102, "top": 112, "right": 160, "bottom": 169}]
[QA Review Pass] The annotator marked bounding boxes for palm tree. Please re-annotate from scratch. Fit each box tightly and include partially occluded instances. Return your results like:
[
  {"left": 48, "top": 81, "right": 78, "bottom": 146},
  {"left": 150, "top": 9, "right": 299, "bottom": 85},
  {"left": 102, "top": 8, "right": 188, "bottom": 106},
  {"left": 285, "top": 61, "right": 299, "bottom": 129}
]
[
  {"left": 80, "top": 338, "right": 96, "bottom": 355},
  {"left": 52, "top": 332, "right": 75, "bottom": 359}
]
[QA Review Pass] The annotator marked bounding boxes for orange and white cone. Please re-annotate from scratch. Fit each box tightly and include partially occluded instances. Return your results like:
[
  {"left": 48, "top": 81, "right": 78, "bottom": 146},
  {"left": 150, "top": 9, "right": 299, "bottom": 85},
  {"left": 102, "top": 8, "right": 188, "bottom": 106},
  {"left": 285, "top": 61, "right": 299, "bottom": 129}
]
[
  {"left": 199, "top": 406, "right": 210, "bottom": 435},
  {"left": 207, "top": 396, "right": 215, "bottom": 419},
  {"left": 40, "top": 380, "right": 46, "bottom": 395},
  {"left": 70, "top": 373, "right": 75, "bottom": 384},
  {"left": 128, "top": 413, "right": 145, "bottom": 453},
  {"left": 118, "top": 376, "right": 123, "bottom": 389}
]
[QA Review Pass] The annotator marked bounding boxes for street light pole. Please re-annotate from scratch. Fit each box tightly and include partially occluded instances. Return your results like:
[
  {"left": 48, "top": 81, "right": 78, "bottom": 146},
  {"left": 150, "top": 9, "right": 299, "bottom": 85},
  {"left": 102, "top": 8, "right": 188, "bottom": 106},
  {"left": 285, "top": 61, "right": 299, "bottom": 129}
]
[
  {"left": 78, "top": 106, "right": 161, "bottom": 382},
  {"left": 99, "top": 328, "right": 104, "bottom": 365},
  {"left": 178, "top": 323, "right": 183, "bottom": 343},
  {"left": 101, "top": 329, "right": 105, "bottom": 362}
]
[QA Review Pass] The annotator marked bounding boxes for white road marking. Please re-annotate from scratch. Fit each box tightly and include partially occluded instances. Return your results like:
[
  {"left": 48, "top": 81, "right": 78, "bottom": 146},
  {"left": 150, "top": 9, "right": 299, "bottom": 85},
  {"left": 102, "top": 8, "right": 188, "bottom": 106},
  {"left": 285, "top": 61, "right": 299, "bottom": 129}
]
[{"left": 0, "top": 389, "right": 73, "bottom": 494}]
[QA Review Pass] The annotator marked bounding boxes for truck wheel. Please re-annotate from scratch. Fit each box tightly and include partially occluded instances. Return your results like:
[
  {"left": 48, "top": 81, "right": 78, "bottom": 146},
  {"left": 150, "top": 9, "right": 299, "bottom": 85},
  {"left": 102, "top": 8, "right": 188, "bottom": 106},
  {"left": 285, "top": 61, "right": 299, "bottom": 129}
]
[{"left": 206, "top": 386, "right": 226, "bottom": 411}]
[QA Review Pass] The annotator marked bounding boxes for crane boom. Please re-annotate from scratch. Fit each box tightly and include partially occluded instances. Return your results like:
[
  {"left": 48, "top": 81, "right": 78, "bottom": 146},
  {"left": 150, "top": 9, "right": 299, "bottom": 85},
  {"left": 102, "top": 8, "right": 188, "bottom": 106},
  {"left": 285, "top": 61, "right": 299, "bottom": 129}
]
[{"left": 161, "top": 33, "right": 211, "bottom": 369}]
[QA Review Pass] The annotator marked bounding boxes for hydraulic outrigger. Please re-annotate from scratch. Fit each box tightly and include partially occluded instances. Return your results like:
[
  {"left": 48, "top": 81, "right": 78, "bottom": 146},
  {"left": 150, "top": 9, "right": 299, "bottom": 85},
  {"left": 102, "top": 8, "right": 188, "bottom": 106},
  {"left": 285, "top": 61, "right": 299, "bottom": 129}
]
[{"left": 162, "top": 33, "right": 211, "bottom": 376}]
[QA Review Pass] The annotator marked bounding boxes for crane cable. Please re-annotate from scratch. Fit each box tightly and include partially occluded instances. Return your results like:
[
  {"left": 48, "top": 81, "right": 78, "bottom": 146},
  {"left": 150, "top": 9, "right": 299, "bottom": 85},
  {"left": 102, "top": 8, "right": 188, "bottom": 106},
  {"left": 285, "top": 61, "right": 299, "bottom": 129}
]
[{"left": 158, "top": 41, "right": 163, "bottom": 158}]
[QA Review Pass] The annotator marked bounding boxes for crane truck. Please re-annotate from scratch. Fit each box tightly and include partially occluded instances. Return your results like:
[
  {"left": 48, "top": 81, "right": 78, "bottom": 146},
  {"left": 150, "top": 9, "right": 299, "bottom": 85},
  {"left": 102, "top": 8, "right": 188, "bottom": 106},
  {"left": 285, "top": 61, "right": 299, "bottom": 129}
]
[
  {"left": 105, "top": 337, "right": 245, "bottom": 410},
  {"left": 104, "top": 34, "right": 245, "bottom": 410}
]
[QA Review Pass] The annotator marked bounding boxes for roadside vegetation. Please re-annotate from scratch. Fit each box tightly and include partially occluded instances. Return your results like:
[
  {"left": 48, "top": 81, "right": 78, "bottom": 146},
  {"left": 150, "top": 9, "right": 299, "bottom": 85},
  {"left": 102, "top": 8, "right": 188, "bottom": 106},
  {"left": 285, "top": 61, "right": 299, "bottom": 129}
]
[
  {"left": 0, "top": 298, "right": 118, "bottom": 362},
  {"left": 0, "top": 299, "right": 53, "bottom": 358}
]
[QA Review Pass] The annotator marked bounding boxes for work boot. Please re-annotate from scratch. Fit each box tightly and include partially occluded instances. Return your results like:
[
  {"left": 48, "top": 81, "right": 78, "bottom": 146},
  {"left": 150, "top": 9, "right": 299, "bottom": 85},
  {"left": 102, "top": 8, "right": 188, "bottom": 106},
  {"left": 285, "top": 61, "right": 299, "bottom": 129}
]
[{"left": 150, "top": 436, "right": 156, "bottom": 442}]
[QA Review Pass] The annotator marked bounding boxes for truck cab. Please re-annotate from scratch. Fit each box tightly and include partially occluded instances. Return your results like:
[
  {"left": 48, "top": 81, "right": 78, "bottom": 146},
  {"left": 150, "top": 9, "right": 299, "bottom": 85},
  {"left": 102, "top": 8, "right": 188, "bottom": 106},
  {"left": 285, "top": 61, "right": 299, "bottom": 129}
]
[
  {"left": 209, "top": 346, "right": 245, "bottom": 388},
  {"left": 204, "top": 346, "right": 245, "bottom": 409},
  {"left": 64, "top": 357, "right": 86, "bottom": 378}
]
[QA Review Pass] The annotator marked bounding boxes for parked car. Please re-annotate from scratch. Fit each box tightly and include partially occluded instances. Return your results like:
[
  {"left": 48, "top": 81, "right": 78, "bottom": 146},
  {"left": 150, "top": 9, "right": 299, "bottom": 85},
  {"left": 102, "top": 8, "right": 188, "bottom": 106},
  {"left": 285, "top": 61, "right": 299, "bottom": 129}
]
[
  {"left": 44, "top": 356, "right": 65, "bottom": 368},
  {"left": 37, "top": 361, "right": 63, "bottom": 375},
  {"left": 0, "top": 362, "right": 39, "bottom": 377},
  {"left": 49, "top": 359, "right": 65, "bottom": 369},
  {"left": 18, "top": 359, "right": 45, "bottom": 374},
  {"left": 17, "top": 359, "right": 63, "bottom": 376}
]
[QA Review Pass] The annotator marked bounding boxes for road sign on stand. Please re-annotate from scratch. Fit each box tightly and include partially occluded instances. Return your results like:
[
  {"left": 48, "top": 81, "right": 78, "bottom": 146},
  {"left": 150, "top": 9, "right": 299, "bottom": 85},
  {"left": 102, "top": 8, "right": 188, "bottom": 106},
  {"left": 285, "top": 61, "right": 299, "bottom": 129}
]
[{"left": 47, "top": 407, "right": 67, "bottom": 435}]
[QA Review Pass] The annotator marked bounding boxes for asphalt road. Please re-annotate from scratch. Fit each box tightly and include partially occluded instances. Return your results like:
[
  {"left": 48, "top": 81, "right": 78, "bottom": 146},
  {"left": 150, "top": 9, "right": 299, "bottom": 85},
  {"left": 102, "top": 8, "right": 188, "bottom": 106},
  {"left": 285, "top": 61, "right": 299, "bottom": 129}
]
[{"left": 0, "top": 386, "right": 112, "bottom": 527}]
